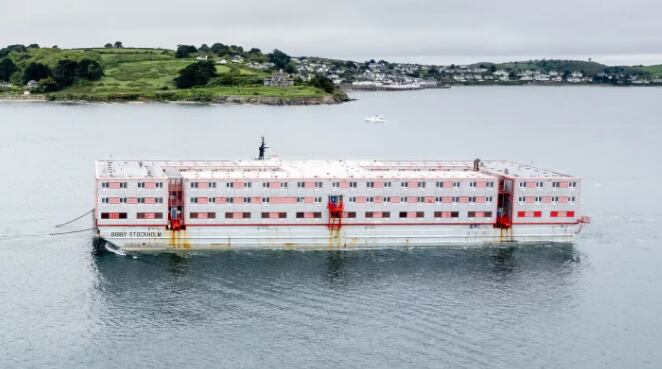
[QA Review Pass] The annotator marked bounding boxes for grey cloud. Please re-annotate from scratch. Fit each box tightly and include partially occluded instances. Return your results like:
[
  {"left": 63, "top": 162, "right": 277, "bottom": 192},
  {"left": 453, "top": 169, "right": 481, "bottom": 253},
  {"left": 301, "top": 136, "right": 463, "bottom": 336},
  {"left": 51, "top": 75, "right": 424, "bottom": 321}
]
[{"left": 1, "top": 0, "right": 660, "bottom": 65}]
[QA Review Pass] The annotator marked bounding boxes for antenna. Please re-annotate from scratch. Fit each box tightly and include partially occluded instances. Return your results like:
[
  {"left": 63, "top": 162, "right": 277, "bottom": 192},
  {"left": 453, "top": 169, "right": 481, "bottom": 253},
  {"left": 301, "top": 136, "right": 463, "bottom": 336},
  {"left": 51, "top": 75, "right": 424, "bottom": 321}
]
[{"left": 258, "top": 137, "right": 269, "bottom": 160}]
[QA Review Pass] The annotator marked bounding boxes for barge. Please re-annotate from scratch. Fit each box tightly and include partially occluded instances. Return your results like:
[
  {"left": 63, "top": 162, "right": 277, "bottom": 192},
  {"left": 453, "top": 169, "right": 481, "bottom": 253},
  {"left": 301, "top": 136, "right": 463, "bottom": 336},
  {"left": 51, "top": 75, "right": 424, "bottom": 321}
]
[{"left": 93, "top": 155, "right": 588, "bottom": 252}]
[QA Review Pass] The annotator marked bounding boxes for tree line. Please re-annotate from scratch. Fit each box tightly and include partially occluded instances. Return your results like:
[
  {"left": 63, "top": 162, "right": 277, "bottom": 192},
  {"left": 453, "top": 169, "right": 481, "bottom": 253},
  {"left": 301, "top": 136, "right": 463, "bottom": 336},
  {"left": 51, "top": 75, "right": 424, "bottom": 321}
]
[
  {"left": 0, "top": 44, "right": 104, "bottom": 92},
  {"left": 174, "top": 43, "right": 295, "bottom": 71}
]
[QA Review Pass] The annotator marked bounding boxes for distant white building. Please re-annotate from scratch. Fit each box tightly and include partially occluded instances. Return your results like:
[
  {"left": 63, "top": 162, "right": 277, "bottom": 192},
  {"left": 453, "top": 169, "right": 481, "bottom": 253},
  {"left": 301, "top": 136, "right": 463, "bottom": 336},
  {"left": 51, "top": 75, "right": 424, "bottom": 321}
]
[
  {"left": 26, "top": 80, "right": 39, "bottom": 90},
  {"left": 196, "top": 55, "right": 208, "bottom": 61}
]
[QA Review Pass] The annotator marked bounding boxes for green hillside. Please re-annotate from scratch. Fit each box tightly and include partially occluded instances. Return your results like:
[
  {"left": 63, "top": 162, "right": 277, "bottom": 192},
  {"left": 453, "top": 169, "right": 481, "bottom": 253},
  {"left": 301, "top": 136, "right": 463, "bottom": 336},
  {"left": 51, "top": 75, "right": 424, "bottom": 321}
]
[{"left": 0, "top": 46, "right": 341, "bottom": 103}]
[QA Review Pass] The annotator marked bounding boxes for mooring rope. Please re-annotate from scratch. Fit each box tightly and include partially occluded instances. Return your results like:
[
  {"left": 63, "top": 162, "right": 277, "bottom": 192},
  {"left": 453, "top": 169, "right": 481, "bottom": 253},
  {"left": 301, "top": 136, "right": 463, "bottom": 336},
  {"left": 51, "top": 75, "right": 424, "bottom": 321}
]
[
  {"left": 0, "top": 227, "right": 96, "bottom": 240},
  {"left": 54, "top": 208, "right": 94, "bottom": 228}
]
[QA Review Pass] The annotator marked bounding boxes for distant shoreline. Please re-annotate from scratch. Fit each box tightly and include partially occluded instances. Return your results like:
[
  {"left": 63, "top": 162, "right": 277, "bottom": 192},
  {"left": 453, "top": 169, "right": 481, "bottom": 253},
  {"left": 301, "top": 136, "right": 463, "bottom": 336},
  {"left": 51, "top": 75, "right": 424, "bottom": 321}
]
[{"left": 0, "top": 93, "right": 350, "bottom": 105}]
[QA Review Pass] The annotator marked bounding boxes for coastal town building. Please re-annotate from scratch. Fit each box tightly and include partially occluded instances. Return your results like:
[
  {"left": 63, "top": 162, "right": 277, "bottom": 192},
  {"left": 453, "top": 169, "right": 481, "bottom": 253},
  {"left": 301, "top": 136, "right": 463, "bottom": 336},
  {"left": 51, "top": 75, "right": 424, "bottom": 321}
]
[{"left": 264, "top": 70, "right": 294, "bottom": 87}]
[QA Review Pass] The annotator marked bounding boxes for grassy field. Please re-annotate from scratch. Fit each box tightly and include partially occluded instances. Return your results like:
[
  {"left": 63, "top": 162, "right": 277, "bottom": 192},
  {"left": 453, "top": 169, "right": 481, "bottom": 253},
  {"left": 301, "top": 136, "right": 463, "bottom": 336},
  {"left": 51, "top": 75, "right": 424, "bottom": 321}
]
[
  {"left": 6, "top": 47, "right": 333, "bottom": 101},
  {"left": 639, "top": 65, "right": 662, "bottom": 77}
]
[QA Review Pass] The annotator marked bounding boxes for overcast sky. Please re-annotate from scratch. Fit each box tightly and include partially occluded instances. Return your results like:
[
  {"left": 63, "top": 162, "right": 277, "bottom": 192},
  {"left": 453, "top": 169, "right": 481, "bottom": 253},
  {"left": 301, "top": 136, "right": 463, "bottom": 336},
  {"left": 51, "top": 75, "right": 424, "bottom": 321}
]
[{"left": 1, "top": 0, "right": 661, "bottom": 66}]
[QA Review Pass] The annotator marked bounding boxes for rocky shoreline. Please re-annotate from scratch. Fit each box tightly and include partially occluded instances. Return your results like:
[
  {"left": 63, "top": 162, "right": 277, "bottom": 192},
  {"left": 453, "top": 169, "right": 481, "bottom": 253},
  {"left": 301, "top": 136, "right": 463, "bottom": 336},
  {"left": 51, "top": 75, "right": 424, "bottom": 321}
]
[{"left": 0, "top": 93, "right": 350, "bottom": 105}]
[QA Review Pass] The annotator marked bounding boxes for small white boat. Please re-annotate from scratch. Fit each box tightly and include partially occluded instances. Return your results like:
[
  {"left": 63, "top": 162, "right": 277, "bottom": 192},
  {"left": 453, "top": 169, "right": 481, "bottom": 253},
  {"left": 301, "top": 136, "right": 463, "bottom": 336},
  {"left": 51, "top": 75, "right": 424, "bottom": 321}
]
[{"left": 365, "top": 115, "right": 385, "bottom": 123}]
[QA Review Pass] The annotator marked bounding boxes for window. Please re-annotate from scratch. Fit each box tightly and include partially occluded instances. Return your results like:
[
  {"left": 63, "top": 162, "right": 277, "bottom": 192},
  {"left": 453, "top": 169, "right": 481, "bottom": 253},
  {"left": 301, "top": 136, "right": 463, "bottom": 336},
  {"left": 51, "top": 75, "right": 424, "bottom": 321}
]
[
  {"left": 332, "top": 182, "right": 340, "bottom": 188},
  {"left": 280, "top": 182, "right": 288, "bottom": 188},
  {"left": 348, "top": 197, "right": 356, "bottom": 203},
  {"left": 137, "top": 197, "right": 145, "bottom": 204},
  {"left": 190, "top": 182, "right": 199, "bottom": 188},
  {"left": 569, "top": 196, "right": 576, "bottom": 203},
  {"left": 367, "top": 181, "right": 375, "bottom": 188},
  {"left": 314, "top": 197, "right": 322, "bottom": 203},
  {"left": 101, "top": 198, "right": 109, "bottom": 204},
  {"left": 400, "top": 196, "right": 407, "bottom": 203},
  {"left": 243, "top": 197, "right": 251, "bottom": 203},
  {"left": 552, "top": 181, "right": 560, "bottom": 188},
  {"left": 367, "top": 197, "right": 374, "bottom": 203},
  {"left": 119, "top": 182, "right": 127, "bottom": 189},
  {"left": 518, "top": 196, "right": 525, "bottom": 203},
  {"left": 550, "top": 211, "right": 559, "bottom": 217},
  {"left": 349, "top": 182, "right": 357, "bottom": 188},
  {"left": 417, "top": 181, "right": 426, "bottom": 188},
  {"left": 297, "top": 197, "right": 304, "bottom": 203},
  {"left": 190, "top": 197, "right": 198, "bottom": 203},
  {"left": 226, "top": 182, "right": 234, "bottom": 188},
  {"left": 552, "top": 196, "right": 559, "bottom": 203},
  {"left": 435, "top": 196, "right": 442, "bottom": 203},
  {"left": 468, "top": 211, "right": 476, "bottom": 218},
  {"left": 209, "top": 197, "right": 216, "bottom": 203},
  {"left": 382, "top": 212, "right": 391, "bottom": 218},
  {"left": 399, "top": 211, "right": 408, "bottom": 218},
  {"left": 101, "top": 182, "right": 109, "bottom": 188},
  {"left": 313, "top": 212, "right": 322, "bottom": 219},
  {"left": 434, "top": 211, "right": 443, "bottom": 218},
  {"left": 484, "top": 212, "right": 492, "bottom": 217},
  {"left": 278, "top": 212, "right": 287, "bottom": 219},
  {"left": 485, "top": 196, "right": 493, "bottom": 203},
  {"left": 415, "top": 211, "right": 424, "bottom": 218},
  {"left": 365, "top": 212, "right": 374, "bottom": 218},
  {"left": 536, "top": 181, "right": 544, "bottom": 188},
  {"left": 101, "top": 212, "right": 109, "bottom": 219},
  {"left": 487, "top": 182, "right": 495, "bottom": 188},
  {"left": 262, "top": 182, "right": 270, "bottom": 188},
  {"left": 384, "top": 197, "right": 391, "bottom": 203},
  {"left": 517, "top": 211, "right": 526, "bottom": 218},
  {"left": 468, "top": 197, "right": 476, "bottom": 203},
  {"left": 262, "top": 197, "right": 270, "bottom": 203},
  {"left": 469, "top": 181, "right": 476, "bottom": 188},
  {"left": 242, "top": 212, "right": 251, "bottom": 219},
  {"left": 417, "top": 197, "right": 425, "bottom": 203},
  {"left": 436, "top": 181, "right": 444, "bottom": 188},
  {"left": 346, "top": 212, "right": 357, "bottom": 218},
  {"left": 209, "top": 182, "right": 217, "bottom": 188},
  {"left": 297, "top": 181, "right": 305, "bottom": 188},
  {"left": 535, "top": 196, "right": 542, "bottom": 203},
  {"left": 567, "top": 211, "right": 575, "bottom": 217},
  {"left": 296, "top": 212, "right": 304, "bottom": 218},
  {"left": 452, "top": 197, "right": 460, "bottom": 203},
  {"left": 138, "top": 182, "right": 144, "bottom": 188},
  {"left": 569, "top": 181, "right": 577, "bottom": 188},
  {"left": 401, "top": 182, "right": 408, "bottom": 188},
  {"left": 533, "top": 211, "right": 542, "bottom": 217},
  {"left": 225, "top": 213, "right": 233, "bottom": 219},
  {"left": 453, "top": 181, "right": 460, "bottom": 188},
  {"left": 119, "top": 197, "right": 127, "bottom": 203},
  {"left": 226, "top": 197, "right": 234, "bottom": 203},
  {"left": 261, "top": 212, "right": 269, "bottom": 219},
  {"left": 315, "top": 181, "right": 323, "bottom": 188},
  {"left": 244, "top": 182, "right": 252, "bottom": 188},
  {"left": 156, "top": 197, "right": 163, "bottom": 204},
  {"left": 450, "top": 211, "right": 459, "bottom": 218},
  {"left": 519, "top": 182, "right": 526, "bottom": 188},
  {"left": 384, "top": 182, "right": 392, "bottom": 188}
]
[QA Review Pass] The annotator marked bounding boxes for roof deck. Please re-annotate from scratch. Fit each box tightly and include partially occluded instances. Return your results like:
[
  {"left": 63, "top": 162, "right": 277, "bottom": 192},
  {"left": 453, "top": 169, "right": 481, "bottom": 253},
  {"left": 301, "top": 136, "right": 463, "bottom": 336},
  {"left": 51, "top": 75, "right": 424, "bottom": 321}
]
[{"left": 95, "top": 159, "right": 575, "bottom": 180}]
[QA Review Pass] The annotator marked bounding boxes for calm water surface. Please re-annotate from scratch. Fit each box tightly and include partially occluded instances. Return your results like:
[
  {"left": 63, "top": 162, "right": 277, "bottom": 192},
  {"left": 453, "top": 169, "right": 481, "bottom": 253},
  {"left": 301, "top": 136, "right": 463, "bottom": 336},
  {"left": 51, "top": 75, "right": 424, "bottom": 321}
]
[{"left": 1, "top": 87, "right": 661, "bottom": 368}]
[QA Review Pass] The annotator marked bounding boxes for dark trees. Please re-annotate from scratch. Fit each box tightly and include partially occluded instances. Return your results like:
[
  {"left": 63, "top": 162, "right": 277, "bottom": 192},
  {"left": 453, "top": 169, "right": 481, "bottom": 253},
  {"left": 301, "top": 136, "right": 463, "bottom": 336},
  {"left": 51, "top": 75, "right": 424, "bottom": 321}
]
[
  {"left": 173, "top": 61, "right": 217, "bottom": 88},
  {"left": 0, "top": 58, "right": 18, "bottom": 81},
  {"left": 22, "top": 62, "right": 52, "bottom": 83},
  {"left": 176, "top": 45, "right": 198, "bottom": 58}
]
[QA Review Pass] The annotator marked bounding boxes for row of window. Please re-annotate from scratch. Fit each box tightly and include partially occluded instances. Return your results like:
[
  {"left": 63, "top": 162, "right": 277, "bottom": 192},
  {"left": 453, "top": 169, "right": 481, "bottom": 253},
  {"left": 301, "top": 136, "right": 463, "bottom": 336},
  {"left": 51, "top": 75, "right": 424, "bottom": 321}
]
[
  {"left": 187, "top": 196, "right": 495, "bottom": 204},
  {"left": 188, "top": 211, "right": 493, "bottom": 220},
  {"left": 517, "top": 196, "right": 576, "bottom": 204},
  {"left": 189, "top": 180, "right": 496, "bottom": 189},
  {"left": 101, "top": 182, "right": 163, "bottom": 189},
  {"left": 519, "top": 181, "right": 577, "bottom": 189},
  {"left": 517, "top": 211, "right": 576, "bottom": 218},
  {"left": 100, "top": 212, "right": 164, "bottom": 219},
  {"left": 101, "top": 197, "right": 164, "bottom": 204}
]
